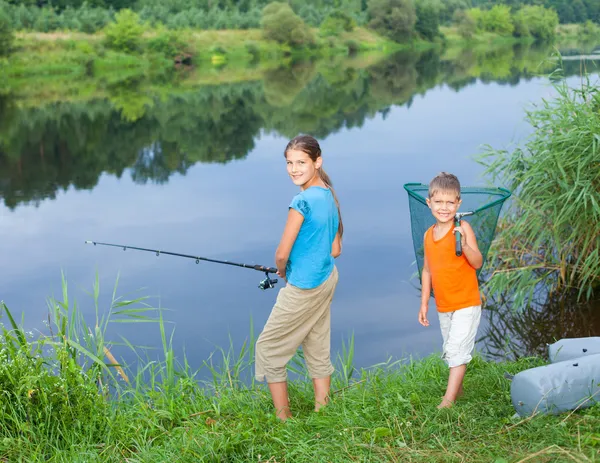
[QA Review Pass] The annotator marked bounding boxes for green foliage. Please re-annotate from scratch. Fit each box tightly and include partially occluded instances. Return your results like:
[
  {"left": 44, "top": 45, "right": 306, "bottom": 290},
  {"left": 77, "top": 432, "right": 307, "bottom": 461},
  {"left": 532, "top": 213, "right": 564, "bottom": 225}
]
[
  {"left": 578, "top": 20, "right": 600, "bottom": 40},
  {"left": 319, "top": 9, "right": 356, "bottom": 37},
  {"left": 367, "top": 0, "right": 416, "bottom": 43},
  {"left": 511, "top": 8, "right": 530, "bottom": 38},
  {"left": 481, "top": 5, "right": 513, "bottom": 35},
  {"left": 103, "top": 9, "right": 145, "bottom": 53},
  {"left": 147, "top": 26, "right": 188, "bottom": 58},
  {"left": 260, "top": 2, "right": 315, "bottom": 48},
  {"left": 0, "top": 285, "right": 599, "bottom": 461},
  {"left": 414, "top": 0, "right": 441, "bottom": 40},
  {"left": 453, "top": 9, "right": 476, "bottom": 39},
  {"left": 465, "top": 7, "right": 484, "bottom": 30},
  {"left": 479, "top": 74, "right": 600, "bottom": 303},
  {"left": 514, "top": 5, "right": 558, "bottom": 40},
  {"left": 0, "top": 9, "right": 13, "bottom": 57}
]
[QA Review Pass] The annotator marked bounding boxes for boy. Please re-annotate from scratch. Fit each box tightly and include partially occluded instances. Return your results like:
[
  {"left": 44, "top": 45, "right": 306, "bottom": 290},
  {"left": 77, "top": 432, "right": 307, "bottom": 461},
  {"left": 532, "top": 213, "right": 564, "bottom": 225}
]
[{"left": 418, "top": 172, "right": 483, "bottom": 409}]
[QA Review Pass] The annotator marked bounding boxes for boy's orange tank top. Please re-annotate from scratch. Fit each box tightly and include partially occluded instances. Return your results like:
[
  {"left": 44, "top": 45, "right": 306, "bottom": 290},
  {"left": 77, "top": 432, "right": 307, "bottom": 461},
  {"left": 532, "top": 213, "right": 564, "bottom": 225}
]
[{"left": 424, "top": 224, "right": 481, "bottom": 312}]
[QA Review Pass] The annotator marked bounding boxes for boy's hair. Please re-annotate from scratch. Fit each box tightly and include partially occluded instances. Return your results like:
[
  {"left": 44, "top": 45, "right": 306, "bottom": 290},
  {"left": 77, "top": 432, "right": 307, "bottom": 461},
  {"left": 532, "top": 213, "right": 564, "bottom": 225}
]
[{"left": 428, "top": 172, "right": 461, "bottom": 199}]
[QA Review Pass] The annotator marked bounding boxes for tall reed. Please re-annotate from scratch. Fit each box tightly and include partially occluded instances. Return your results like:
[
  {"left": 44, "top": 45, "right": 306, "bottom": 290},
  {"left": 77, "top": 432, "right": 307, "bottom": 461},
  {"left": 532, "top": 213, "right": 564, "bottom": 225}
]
[{"left": 478, "top": 68, "right": 600, "bottom": 306}]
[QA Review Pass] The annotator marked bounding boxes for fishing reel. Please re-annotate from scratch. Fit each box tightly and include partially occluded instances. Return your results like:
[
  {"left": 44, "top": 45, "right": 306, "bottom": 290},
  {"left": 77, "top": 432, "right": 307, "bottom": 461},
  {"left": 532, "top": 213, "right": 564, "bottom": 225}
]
[{"left": 258, "top": 272, "right": 278, "bottom": 290}]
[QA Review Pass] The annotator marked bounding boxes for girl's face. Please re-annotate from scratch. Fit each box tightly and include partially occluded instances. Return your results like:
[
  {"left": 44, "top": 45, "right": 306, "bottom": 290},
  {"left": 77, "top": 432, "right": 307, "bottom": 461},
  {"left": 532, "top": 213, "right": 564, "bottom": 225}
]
[
  {"left": 426, "top": 190, "right": 461, "bottom": 224},
  {"left": 286, "top": 149, "right": 322, "bottom": 189}
]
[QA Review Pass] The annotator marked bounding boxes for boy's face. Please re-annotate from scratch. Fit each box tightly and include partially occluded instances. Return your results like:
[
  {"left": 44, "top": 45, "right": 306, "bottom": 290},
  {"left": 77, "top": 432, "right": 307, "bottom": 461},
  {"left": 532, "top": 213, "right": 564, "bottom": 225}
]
[{"left": 426, "top": 190, "right": 461, "bottom": 224}]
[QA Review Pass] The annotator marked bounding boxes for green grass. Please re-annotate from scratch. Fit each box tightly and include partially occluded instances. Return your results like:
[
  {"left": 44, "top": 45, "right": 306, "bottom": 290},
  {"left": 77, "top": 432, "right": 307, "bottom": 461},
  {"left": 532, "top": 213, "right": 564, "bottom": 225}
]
[{"left": 1, "top": 277, "right": 599, "bottom": 462}]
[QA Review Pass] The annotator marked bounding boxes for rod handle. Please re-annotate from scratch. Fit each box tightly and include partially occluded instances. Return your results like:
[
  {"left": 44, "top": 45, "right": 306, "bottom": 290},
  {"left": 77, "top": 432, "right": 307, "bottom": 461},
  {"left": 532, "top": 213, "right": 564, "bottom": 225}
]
[
  {"left": 455, "top": 218, "right": 462, "bottom": 257},
  {"left": 253, "top": 265, "right": 278, "bottom": 273}
]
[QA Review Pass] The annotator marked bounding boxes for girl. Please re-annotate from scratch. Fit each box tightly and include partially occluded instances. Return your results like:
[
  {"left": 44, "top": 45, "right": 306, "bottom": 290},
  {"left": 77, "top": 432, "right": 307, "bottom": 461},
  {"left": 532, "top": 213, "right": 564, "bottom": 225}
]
[{"left": 255, "top": 134, "right": 343, "bottom": 421}]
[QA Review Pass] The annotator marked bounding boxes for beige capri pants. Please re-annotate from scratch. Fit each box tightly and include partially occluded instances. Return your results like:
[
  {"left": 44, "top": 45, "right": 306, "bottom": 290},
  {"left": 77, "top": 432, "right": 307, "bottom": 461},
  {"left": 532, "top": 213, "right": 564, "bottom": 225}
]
[{"left": 255, "top": 266, "right": 338, "bottom": 383}]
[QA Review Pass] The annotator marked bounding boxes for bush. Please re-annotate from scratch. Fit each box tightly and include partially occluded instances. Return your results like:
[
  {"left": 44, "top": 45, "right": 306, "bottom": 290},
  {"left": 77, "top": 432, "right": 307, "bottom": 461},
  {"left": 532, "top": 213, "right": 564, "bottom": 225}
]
[
  {"left": 104, "top": 9, "right": 145, "bottom": 53},
  {"left": 319, "top": 9, "right": 356, "bottom": 37},
  {"left": 579, "top": 20, "right": 600, "bottom": 40},
  {"left": 453, "top": 9, "right": 476, "bottom": 40},
  {"left": 481, "top": 5, "right": 514, "bottom": 36},
  {"left": 511, "top": 9, "right": 530, "bottom": 38},
  {"left": 261, "top": 2, "right": 315, "bottom": 48},
  {"left": 148, "top": 27, "right": 188, "bottom": 58},
  {"left": 367, "top": 0, "right": 417, "bottom": 43},
  {"left": 0, "top": 9, "right": 13, "bottom": 57},
  {"left": 516, "top": 5, "right": 558, "bottom": 41},
  {"left": 245, "top": 40, "right": 260, "bottom": 59},
  {"left": 415, "top": 0, "right": 441, "bottom": 41}
]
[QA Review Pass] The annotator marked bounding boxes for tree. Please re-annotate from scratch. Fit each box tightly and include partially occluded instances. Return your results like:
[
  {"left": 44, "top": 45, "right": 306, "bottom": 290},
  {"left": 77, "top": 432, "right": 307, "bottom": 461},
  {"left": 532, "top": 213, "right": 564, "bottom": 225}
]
[
  {"left": 104, "top": 9, "right": 145, "bottom": 53},
  {"left": 453, "top": 9, "right": 476, "bottom": 40},
  {"left": 572, "top": 0, "right": 588, "bottom": 23},
  {"left": 415, "top": 0, "right": 441, "bottom": 40},
  {"left": 319, "top": 9, "right": 356, "bottom": 36},
  {"left": 0, "top": 9, "right": 14, "bottom": 57},
  {"left": 367, "top": 0, "right": 416, "bottom": 42},
  {"left": 481, "top": 5, "right": 514, "bottom": 35},
  {"left": 517, "top": 5, "right": 558, "bottom": 40},
  {"left": 260, "top": 2, "right": 315, "bottom": 47}
]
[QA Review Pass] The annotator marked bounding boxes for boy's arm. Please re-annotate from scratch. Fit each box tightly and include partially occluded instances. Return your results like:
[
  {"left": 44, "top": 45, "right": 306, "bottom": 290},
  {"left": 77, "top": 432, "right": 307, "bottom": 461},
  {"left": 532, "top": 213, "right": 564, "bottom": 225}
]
[
  {"left": 419, "top": 236, "right": 431, "bottom": 327},
  {"left": 457, "top": 221, "right": 483, "bottom": 269}
]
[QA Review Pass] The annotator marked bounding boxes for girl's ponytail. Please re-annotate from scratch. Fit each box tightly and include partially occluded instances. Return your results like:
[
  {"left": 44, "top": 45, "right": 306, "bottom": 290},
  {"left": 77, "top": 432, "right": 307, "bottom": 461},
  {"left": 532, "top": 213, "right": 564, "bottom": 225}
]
[{"left": 319, "top": 168, "right": 343, "bottom": 239}]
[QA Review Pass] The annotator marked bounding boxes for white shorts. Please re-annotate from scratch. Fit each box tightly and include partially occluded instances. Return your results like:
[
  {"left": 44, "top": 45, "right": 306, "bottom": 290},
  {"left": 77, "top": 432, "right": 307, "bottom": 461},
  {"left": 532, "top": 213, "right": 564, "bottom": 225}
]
[{"left": 438, "top": 305, "right": 482, "bottom": 368}]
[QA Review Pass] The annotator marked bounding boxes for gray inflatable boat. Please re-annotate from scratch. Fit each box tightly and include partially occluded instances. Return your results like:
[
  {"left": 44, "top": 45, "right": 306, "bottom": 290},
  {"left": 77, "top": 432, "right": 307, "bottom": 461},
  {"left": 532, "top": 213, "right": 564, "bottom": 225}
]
[
  {"left": 548, "top": 337, "right": 600, "bottom": 363},
  {"left": 511, "top": 339, "right": 600, "bottom": 417}
]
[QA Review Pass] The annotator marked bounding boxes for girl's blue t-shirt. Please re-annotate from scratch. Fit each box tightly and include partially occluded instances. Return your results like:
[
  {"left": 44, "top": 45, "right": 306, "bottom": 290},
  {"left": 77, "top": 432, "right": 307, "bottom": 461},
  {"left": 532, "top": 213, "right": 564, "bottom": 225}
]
[{"left": 286, "top": 186, "right": 339, "bottom": 289}]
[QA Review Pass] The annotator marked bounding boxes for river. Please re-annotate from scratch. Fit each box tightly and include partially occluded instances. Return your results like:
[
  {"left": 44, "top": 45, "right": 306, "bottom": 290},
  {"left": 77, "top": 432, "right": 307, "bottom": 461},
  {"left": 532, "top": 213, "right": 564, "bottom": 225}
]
[{"left": 1, "top": 40, "right": 599, "bottom": 374}]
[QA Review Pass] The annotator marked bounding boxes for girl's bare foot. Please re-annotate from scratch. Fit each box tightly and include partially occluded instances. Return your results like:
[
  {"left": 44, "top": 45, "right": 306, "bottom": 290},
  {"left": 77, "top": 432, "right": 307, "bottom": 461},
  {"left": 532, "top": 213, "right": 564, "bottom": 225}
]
[{"left": 437, "top": 397, "right": 454, "bottom": 409}]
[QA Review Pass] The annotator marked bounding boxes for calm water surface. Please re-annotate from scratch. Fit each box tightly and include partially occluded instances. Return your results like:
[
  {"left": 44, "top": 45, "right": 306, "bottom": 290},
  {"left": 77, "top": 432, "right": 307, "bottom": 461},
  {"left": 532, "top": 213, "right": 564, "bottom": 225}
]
[{"left": 1, "top": 42, "right": 599, "bottom": 372}]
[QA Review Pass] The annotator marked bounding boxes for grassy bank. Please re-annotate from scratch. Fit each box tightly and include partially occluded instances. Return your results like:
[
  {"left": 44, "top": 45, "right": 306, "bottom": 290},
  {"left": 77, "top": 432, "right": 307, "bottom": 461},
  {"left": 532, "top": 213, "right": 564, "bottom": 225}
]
[
  {"left": 442, "top": 22, "right": 600, "bottom": 47},
  {"left": 1, "top": 26, "right": 402, "bottom": 82},
  {"left": 1, "top": 284, "right": 599, "bottom": 462}
]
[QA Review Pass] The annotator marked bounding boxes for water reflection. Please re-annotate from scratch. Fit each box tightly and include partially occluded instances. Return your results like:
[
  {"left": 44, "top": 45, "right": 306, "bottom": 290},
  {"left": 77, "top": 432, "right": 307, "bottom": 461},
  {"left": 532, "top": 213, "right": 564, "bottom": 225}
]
[
  {"left": 1, "top": 41, "right": 595, "bottom": 211},
  {"left": 480, "top": 290, "right": 600, "bottom": 360}
]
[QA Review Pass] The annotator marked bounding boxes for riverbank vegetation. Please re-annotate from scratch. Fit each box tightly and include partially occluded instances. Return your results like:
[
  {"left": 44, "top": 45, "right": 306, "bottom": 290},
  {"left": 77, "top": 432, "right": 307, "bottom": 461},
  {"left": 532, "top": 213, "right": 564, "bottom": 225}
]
[
  {"left": 1, "top": 287, "right": 599, "bottom": 462},
  {"left": 1, "top": 0, "right": 599, "bottom": 67},
  {"left": 479, "top": 70, "right": 600, "bottom": 307}
]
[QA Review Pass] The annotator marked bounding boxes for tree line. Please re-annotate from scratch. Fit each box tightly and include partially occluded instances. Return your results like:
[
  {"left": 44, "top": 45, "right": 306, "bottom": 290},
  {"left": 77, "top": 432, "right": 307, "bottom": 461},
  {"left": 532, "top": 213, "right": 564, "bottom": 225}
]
[{"left": 0, "top": 0, "right": 597, "bottom": 38}]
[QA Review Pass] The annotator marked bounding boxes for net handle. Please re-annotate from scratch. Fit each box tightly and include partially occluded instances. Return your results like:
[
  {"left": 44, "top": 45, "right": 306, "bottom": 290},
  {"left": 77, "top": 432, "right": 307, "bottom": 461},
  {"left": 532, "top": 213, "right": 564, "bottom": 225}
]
[{"left": 402, "top": 183, "right": 511, "bottom": 214}]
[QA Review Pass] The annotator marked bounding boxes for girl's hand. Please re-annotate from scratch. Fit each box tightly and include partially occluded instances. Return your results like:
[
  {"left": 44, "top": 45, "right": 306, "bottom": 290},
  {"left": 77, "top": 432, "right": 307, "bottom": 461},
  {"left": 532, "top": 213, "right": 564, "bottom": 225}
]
[
  {"left": 418, "top": 306, "right": 429, "bottom": 327},
  {"left": 454, "top": 226, "right": 467, "bottom": 246}
]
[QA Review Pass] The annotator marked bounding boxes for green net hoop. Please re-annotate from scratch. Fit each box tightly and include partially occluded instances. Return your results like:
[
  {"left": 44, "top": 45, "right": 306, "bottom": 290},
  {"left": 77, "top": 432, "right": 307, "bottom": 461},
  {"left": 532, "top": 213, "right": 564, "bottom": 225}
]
[{"left": 404, "top": 183, "right": 511, "bottom": 282}]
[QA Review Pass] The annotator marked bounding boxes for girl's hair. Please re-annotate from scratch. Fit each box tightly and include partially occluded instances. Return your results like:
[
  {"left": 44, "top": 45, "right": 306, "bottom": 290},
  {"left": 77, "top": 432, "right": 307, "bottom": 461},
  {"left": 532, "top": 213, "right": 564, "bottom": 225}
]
[
  {"left": 285, "top": 135, "right": 344, "bottom": 238},
  {"left": 428, "top": 172, "right": 461, "bottom": 199}
]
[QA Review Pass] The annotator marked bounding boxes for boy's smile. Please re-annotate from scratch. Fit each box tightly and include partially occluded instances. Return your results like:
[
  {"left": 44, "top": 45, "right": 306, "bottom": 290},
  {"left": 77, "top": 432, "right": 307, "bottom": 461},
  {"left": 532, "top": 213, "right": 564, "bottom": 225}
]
[{"left": 426, "top": 191, "right": 461, "bottom": 224}]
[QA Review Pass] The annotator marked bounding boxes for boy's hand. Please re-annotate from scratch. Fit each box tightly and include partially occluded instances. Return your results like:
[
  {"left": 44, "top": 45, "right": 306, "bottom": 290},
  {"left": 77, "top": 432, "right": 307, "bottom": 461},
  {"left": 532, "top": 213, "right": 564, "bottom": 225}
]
[
  {"left": 454, "top": 225, "right": 467, "bottom": 246},
  {"left": 418, "top": 306, "right": 429, "bottom": 327}
]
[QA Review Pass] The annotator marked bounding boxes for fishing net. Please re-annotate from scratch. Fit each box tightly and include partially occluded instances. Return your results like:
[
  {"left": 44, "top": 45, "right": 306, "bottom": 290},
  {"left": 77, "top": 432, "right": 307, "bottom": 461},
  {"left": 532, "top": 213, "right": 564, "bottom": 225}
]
[{"left": 403, "top": 183, "right": 511, "bottom": 282}]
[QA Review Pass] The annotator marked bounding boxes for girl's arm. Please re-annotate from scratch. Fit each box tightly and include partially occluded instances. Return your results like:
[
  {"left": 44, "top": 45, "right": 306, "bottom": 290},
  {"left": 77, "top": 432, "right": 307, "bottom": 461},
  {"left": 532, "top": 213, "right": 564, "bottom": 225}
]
[
  {"left": 331, "top": 232, "right": 342, "bottom": 258},
  {"left": 275, "top": 209, "right": 304, "bottom": 278},
  {"left": 457, "top": 221, "right": 483, "bottom": 269}
]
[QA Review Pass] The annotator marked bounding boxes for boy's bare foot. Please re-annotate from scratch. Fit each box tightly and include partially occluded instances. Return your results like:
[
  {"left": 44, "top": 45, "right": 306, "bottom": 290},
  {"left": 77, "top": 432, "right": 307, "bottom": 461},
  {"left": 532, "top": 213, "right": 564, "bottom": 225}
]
[{"left": 437, "top": 397, "right": 454, "bottom": 409}]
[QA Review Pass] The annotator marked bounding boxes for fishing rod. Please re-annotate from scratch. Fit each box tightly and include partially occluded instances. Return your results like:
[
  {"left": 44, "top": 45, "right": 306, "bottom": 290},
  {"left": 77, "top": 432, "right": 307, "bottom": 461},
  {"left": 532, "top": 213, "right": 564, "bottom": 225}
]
[{"left": 84, "top": 240, "right": 278, "bottom": 290}]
